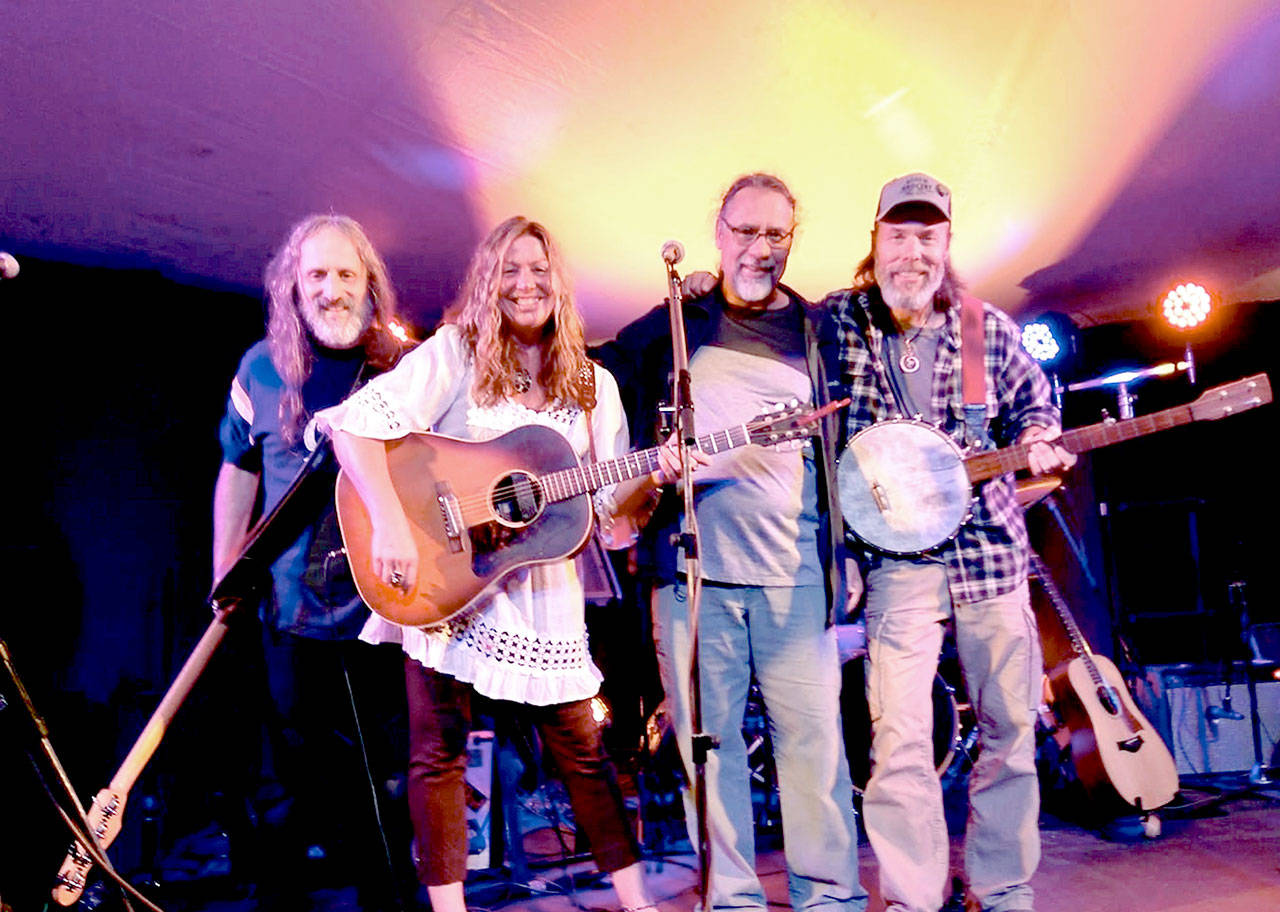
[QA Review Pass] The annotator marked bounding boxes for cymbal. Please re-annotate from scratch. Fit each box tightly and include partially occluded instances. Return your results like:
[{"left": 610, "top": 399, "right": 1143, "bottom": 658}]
[{"left": 1015, "top": 476, "right": 1062, "bottom": 509}]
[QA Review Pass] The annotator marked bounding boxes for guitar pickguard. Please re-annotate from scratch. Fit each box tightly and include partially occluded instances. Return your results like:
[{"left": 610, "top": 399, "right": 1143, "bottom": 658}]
[{"left": 469, "top": 498, "right": 592, "bottom": 579}]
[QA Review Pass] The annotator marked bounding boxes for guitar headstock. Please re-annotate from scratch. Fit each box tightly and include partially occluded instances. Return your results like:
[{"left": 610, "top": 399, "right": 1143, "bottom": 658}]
[
  {"left": 745, "top": 398, "right": 848, "bottom": 447},
  {"left": 1189, "top": 374, "right": 1272, "bottom": 421},
  {"left": 51, "top": 788, "right": 126, "bottom": 906}
]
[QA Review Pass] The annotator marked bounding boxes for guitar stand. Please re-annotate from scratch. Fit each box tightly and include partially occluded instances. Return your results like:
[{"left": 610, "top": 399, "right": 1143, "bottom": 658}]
[{"left": 1025, "top": 490, "right": 1179, "bottom": 838}]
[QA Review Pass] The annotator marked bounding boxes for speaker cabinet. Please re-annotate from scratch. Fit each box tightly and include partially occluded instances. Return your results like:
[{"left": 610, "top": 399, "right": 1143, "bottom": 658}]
[{"left": 1145, "top": 665, "right": 1280, "bottom": 775}]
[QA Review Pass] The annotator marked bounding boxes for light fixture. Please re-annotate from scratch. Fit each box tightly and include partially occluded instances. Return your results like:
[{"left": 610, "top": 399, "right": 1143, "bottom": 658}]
[
  {"left": 1019, "top": 312, "right": 1078, "bottom": 408},
  {"left": 1158, "top": 283, "right": 1211, "bottom": 385},
  {"left": 1161, "top": 283, "right": 1211, "bottom": 330},
  {"left": 1021, "top": 321, "right": 1061, "bottom": 364},
  {"left": 388, "top": 319, "right": 413, "bottom": 343}
]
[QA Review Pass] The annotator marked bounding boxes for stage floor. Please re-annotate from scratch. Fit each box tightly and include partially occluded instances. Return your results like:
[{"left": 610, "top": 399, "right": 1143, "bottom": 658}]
[
  {"left": 478, "top": 796, "right": 1280, "bottom": 912},
  {"left": 47, "top": 786, "right": 1279, "bottom": 911},
  {"left": 162, "top": 786, "right": 1277, "bottom": 912}
]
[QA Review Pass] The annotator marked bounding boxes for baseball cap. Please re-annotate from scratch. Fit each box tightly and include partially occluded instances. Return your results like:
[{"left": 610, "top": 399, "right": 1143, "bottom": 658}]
[{"left": 875, "top": 172, "right": 951, "bottom": 222}]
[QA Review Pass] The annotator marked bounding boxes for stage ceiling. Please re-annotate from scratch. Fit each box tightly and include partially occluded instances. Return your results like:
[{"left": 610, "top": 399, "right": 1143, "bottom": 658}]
[{"left": 3, "top": 1, "right": 1280, "bottom": 338}]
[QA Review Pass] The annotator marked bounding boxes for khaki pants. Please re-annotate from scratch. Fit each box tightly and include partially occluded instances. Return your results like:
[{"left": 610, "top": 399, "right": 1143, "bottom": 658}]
[{"left": 863, "top": 559, "right": 1040, "bottom": 912}]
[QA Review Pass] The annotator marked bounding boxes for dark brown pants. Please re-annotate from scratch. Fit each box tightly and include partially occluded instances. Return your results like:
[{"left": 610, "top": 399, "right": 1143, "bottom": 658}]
[{"left": 404, "top": 658, "right": 640, "bottom": 885}]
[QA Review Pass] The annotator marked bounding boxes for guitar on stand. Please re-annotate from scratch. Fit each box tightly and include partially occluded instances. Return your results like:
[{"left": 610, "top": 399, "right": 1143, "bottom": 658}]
[{"left": 1029, "top": 550, "right": 1179, "bottom": 821}]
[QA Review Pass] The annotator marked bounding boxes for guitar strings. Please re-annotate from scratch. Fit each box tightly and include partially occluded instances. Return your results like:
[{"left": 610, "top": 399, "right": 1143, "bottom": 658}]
[
  {"left": 440, "top": 447, "right": 670, "bottom": 519},
  {"left": 435, "top": 414, "right": 809, "bottom": 522}
]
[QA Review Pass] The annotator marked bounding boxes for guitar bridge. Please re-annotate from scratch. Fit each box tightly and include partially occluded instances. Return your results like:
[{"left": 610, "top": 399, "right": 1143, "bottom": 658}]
[
  {"left": 1118, "top": 735, "right": 1144, "bottom": 753},
  {"left": 436, "top": 482, "right": 464, "bottom": 554}
]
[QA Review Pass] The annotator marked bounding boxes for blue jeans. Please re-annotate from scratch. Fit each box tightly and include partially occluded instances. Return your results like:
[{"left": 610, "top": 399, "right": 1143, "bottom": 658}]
[
  {"left": 654, "top": 581, "right": 866, "bottom": 911},
  {"left": 862, "top": 559, "right": 1040, "bottom": 912}
]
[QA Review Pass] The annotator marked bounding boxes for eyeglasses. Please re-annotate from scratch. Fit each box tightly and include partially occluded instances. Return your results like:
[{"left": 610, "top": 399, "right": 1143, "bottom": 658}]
[{"left": 719, "top": 217, "right": 795, "bottom": 249}]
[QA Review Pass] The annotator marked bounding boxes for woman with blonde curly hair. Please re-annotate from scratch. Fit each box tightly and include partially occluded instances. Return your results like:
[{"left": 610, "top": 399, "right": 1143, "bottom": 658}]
[{"left": 322, "top": 216, "right": 669, "bottom": 912}]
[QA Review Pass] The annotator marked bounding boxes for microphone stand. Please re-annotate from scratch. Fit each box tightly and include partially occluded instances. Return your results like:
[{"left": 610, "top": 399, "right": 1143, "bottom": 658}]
[{"left": 662, "top": 249, "right": 717, "bottom": 910}]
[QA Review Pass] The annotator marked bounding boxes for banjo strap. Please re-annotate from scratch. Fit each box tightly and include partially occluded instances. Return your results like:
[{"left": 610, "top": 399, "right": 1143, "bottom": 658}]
[{"left": 960, "top": 293, "right": 993, "bottom": 449}]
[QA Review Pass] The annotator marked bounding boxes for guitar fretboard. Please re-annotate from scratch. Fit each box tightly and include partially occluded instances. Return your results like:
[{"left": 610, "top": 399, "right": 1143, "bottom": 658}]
[
  {"left": 1029, "top": 553, "right": 1096, "bottom": 670},
  {"left": 963, "top": 374, "right": 1269, "bottom": 483},
  {"left": 539, "top": 425, "right": 755, "bottom": 503},
  {"left": 965, "top": 403, "right": 1197, "bottom": 483}
]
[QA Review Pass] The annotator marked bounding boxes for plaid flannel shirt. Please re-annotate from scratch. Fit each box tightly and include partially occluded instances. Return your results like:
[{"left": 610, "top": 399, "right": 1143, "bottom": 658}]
[{"left": 824, "top": 287, "right": 1059, "bottom": 603}]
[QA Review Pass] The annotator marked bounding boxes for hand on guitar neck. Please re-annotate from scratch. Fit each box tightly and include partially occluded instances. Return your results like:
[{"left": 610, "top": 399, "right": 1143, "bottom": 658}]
[
  {"left": 608, "top": 433, "right": 708, "bottom": 548},
  {"left": 1018, "top": 424, "right": 1076, "bottom": 476}
]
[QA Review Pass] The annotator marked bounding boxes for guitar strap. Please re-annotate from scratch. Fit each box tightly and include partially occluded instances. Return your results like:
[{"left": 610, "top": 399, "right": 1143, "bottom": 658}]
[
  {"left": 579, "top": 360, "right": 623, "bottom": 605},
  {"left": 960, "top": 293, "right": 993, "bottom": 449}
]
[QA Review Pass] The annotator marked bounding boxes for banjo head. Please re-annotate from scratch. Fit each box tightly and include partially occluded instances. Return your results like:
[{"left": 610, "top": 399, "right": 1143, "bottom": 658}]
[{"left": 837, "top": 419, "right": 971, "bottom": 554}]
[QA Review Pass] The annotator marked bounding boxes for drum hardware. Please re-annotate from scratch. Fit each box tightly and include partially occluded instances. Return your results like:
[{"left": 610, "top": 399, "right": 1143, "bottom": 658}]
[{"left": 840, "top": 660, "right": 967, "bottom": 796}]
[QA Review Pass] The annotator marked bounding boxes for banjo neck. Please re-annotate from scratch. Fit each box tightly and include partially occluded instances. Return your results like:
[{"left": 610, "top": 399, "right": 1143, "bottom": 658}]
[{"left": 962, "top": 374, "right": 1270, "bottom": 484}]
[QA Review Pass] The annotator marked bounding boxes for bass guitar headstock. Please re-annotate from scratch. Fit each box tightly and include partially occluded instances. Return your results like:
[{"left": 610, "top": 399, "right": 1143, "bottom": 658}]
[{"left": 51, "top": 787, "right": 126, "bottom": 906}]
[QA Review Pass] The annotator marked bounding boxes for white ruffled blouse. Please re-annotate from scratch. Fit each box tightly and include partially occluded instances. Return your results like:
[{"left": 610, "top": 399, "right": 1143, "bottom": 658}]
[{"left": 317, "top": 324, "right": 629, "bottom": 706}]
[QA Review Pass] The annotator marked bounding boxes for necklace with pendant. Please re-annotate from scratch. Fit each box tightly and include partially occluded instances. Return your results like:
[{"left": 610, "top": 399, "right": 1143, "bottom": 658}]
[
  {"left": 898, "top": 324, "right": 927, "bottom": 374},
  {"left": 512, "top": 366, "right": 533, "bottom": 393}
]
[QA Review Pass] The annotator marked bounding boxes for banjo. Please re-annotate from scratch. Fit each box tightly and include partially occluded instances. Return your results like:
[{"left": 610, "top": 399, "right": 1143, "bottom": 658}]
[{"left": 838, "top": 373, "right": 1271, "bottom": 554}]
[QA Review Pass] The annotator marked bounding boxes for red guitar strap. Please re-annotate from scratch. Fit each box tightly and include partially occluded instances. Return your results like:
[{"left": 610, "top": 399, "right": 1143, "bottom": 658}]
[{"left": 960, "top": 293, "right": 992, "bottom": 448}]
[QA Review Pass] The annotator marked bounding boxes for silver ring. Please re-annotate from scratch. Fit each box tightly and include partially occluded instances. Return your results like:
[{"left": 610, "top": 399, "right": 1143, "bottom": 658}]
[{"left": 389, "top": 571, "right": 404, "bottom": 587}]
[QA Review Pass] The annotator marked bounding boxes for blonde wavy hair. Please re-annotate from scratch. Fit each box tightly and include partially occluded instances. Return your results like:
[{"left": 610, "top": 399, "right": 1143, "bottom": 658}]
[
  {"left": 447, "top": 216, "right": 594, "bottom": 409},
  {"left": 263, "top": 214, "right": 400, "bottom": 444}
]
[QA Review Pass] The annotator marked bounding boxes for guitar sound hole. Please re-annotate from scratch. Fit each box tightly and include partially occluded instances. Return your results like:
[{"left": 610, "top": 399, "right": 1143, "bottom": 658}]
[{"left": 491, "top": 471, "right": 544, "bottom": 528}]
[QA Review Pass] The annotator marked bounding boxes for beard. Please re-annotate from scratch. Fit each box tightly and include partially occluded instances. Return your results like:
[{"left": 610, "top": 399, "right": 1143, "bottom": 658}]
[
  {"left": 299, "top": 293, "right": 374, "bottom": 349},
  {"left": 727, "top": 261, "right": 780, "bottom": 305},
  {"left": 875, "top": 259, "right": 945, "bottom": 319}
]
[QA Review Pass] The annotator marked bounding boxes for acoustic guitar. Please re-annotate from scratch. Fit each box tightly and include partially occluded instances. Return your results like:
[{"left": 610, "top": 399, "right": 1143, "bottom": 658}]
[
  {"left": 1031, "top": 552, "right": 1178, "bottom": 814},
  {"left": 838, "top": 374, "right": 1271, "bottom": 554},
  {"left": 337, "top": 402, "right": 837, "bottom": 628}
]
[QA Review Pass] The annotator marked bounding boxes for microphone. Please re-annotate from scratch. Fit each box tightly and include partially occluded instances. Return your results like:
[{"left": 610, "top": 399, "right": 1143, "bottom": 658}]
[
  {"left": 0, "top": 252, "right": 19, "bottom": 280},
  {"left": 661, "top": 240, "right": 684, "bottom": 266},
  {"left": 1206, "top": 691, "right": 1243, "bottom": 722}
]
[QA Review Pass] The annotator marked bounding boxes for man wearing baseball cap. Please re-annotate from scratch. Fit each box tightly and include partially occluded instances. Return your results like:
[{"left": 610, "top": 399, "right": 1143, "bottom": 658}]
[{"left": 823, "top": 174, "right": 1074, "bottom": 912}]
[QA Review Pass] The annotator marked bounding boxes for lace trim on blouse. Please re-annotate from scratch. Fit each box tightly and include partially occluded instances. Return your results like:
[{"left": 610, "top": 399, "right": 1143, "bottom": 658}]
[{"left": 436, "top": 612, "right": 591, "bottom": 672}]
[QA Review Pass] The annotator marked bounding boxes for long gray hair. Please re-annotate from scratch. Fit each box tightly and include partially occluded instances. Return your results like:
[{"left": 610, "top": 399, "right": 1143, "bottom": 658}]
[{"left": 263, "top": 214, "right": 399, "bottom": 444}]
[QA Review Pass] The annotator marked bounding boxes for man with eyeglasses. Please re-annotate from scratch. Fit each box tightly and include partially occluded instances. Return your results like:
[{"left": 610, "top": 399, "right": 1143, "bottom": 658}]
[{"left": 595, "top": 173, "right": 866, "bottom": 912}]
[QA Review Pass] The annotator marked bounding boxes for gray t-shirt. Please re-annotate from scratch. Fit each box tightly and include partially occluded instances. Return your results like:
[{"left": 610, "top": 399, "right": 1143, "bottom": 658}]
[
  {"left": 687, "top": 300, "right": 822, "bottom": 587},
  {"left": 886, "top": 324, "right": 944, "bottom": 418}
]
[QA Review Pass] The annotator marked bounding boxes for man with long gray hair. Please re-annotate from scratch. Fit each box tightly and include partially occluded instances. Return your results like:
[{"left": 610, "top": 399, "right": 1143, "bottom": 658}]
[{"left": 212, "top": 214, "right": 409, "bottom": 908}]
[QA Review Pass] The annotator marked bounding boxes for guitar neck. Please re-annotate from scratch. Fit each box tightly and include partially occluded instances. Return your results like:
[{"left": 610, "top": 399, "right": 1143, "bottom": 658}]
[
  {"left": 1029, "top": 553, "right": 1095, "bottom": 664},
  {"left": 964, "top": 403, "right": 1194, "bottom": 483},
  {"left": 539, "top": 425, "right": 756, "bottom": 503}
]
